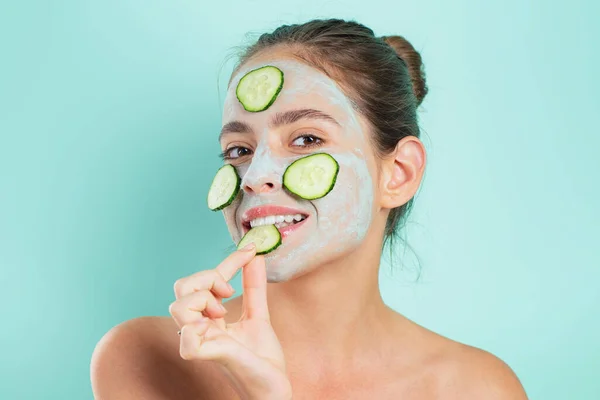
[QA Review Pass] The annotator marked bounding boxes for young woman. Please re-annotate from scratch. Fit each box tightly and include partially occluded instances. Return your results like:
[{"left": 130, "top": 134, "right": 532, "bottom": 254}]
[{"left": 91, "top": 18, "right": 528, "bottom": 399}]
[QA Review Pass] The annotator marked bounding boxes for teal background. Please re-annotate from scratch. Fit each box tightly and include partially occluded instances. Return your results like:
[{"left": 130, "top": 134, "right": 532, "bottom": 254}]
[{"left": 1, "top": 0, "right": 598, "bottom": 398}]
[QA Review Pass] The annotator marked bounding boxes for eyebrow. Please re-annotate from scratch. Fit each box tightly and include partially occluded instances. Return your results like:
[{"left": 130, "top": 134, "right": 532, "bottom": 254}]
[{"left": 219, "top": 108, "right": 341, "bottom": 142}]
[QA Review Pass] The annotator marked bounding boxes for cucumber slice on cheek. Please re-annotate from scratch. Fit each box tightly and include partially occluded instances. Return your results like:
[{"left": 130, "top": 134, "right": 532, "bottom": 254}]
[
  {"left": 283, "top": 153, "right": 339, "bottom": 200},
  {"left": 207, "top": 164, "right": 241, "bottom": 211},
  {"left": 236, "top": 65, "right": 284, "bottom": 112}
]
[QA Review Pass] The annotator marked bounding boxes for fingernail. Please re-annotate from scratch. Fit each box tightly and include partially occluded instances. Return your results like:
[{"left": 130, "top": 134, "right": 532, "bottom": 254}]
[
  {"left": 240, "top": 242, "right": 256, "bottom": 251},
  {"left": 227, "top": 283, "right": 235, "bottom": 293},
  {"left": 218, "top": 303, "right": 227, "bottom": 312}
]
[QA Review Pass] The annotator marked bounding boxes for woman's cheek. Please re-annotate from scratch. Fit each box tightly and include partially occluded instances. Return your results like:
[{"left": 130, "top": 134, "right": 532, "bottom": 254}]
[
  {"left": 222, "top": 195, "right": 242, "bottom": 244},
  {"left": 314, "top": 154, "right": 374, "bottom": 248}
]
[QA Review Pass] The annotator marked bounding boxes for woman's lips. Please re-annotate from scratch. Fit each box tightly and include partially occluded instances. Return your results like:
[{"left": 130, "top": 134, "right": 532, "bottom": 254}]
[
  {"left": 242, "top": 216, "right": 309, "bottom": 240},
  {"left": 278, "top": 217, "right": 309, "bottom": 239}
]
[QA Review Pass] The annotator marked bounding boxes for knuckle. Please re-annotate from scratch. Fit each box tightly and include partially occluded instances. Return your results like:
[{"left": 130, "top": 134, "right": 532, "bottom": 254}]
[
  {"left": 181, "top": 310, "right": 201, "bottom": 326},
  {"left": 194, "top": 290, "right": 212, "bottom": 305},
  {"left": 179, "top": 347, "right": 195, "bottom": 360},
  {"left": 173, "top": 279, "right": 186, "bottom": 296},
  {"left": 168, "top": 301, "right": 178, "bottom": 317},
  {"left": 210, "top": 270, "right": 224, "bottom": 287}
]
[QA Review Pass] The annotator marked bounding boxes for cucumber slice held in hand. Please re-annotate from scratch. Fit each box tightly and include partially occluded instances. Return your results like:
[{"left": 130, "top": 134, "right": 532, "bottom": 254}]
[
  {"left": 237, "top": 224, "right": 282, "bottom": 255},
  {"left": 207, "top": 164, "right": 241, "bottom": 211},
  {"left": 283, "top": 153, "right": 339, "bottom": 200},
  {"left": 236, "top": 65, "right": 284, "bottom": 112}
]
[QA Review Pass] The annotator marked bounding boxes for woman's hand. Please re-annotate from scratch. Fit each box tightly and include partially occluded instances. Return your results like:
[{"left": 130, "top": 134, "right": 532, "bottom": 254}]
[{"left": 169, "top": 244, "right": 292, "bottom": 400}]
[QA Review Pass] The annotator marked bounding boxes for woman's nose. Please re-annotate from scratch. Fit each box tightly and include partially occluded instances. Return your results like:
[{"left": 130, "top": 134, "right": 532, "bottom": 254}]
[
  {"left": 242, "top": 173, "right": 282, "bottom": 195},
  {"left": 240, "top": 143, "right": 285, "bottom": 195}
]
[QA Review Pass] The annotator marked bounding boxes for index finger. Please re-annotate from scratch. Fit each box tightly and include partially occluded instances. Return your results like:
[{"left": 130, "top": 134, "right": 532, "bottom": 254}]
[
  {"left": 173, "top": 243, "right": 257, "bottom": 299},
  {"left": 241, "top": 254, "right": 270, "bottom": 321},
  {"left": 214, "top": 243, "right": 257, "bottom": 282}
]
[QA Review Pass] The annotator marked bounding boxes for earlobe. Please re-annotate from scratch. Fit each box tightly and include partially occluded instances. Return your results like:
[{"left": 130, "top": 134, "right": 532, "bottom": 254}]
[{"left": 379, "top": 136, "right": 426, "bottom": 209}]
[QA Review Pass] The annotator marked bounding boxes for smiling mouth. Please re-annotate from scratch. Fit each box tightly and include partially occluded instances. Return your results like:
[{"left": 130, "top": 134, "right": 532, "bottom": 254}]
[{"left": 242, "top": 214, "right": 309, "bottom": 234}]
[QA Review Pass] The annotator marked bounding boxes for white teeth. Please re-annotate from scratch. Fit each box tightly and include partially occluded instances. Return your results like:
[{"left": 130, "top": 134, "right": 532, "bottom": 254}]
[
  {"left": 265, "top": 215, "right": 277, "bottom": 225},
  {"left": 248, "top": 214, "right": 306, "bottom": 228}
]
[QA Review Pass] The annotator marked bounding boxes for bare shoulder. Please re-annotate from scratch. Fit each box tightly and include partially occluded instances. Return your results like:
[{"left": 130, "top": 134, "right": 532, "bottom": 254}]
[
  {"left": 90, "top": 316, "right": 228, "bottom": 400},
  {"left": 375, "top": 312, "right": 527, "bottom": 399},
  {"left": 434, "top": 340, "right": 529, "bottom": 399}
]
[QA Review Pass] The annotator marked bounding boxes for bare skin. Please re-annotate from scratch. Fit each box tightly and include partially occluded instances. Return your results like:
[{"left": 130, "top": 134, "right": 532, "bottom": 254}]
[
  {"left": 91, "top": 299, "right": 526, "bottom": 399},
  {"left": 91, "top": 49, "right": 528, "bottom": 399}
]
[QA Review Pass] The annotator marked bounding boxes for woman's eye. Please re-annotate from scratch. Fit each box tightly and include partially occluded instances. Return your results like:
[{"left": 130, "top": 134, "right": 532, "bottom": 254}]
[
  {"left": 220, "top": 135, "right": 323, "bottom": 160},
  {"left": 291, "top": 134, "right": 324, "bottom": 148},
  {"left": 220, "top": 146, "right": 252, "bottom": 160}
]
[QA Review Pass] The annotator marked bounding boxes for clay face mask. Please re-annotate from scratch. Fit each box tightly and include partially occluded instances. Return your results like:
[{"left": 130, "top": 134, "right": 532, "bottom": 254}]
[
  {"left": 208, "top": 152, "right": 340, "bottom": 254},
  {"left": 219, "top": 57, "right": 376, "bottom": 282}
]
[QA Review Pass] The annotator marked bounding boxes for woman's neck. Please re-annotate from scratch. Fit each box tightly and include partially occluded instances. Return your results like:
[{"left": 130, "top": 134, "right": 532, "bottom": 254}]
[{"left": 265, "top": 231, "right": 400, "bottom": 376}]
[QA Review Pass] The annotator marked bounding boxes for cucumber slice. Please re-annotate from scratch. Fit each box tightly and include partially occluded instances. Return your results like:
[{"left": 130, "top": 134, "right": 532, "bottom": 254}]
[
  {"left": 207, "top": 164, "right": 241, "bottom": 211},
  {"left": 236, "top": 66, "right": 284, "bottom": 112},
  {"left": 237, "top": 224, "right": 282, "bottom": 255},
  {"left": 283, "top": 153, "right": 339, "bottom": 200}
]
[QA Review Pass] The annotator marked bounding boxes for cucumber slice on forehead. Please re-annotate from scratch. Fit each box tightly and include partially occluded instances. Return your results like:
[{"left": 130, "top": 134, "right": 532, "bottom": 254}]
[
  {"left": 237, "top": 224, "right": 282, "bottom": 255},
  {"left": 283, "top": 153, "right": 339, "bottom": 200},
  {"left": 207, "top": 164, "right": 241, "bottom": 211},
  {"left": 236, "top": 66, "right": 284, "bottom": 112}
]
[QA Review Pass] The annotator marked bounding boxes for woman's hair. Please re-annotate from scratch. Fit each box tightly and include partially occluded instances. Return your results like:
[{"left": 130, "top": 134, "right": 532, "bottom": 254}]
[{"left": 228, "top": 18, "right": 428, "bottom": 273}]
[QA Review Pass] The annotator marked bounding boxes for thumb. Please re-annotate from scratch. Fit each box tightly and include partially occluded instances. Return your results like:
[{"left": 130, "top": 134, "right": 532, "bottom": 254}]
[{"left": 241, "top": 255, "right": 270, "bottom": 321}]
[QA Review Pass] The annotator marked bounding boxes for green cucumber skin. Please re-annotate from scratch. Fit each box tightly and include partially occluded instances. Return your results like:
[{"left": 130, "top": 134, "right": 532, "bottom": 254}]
[
  {"left": 208, "top": 164, "right": 241, "bottom": 211},
  {"left": 283, "top": 153, "right": 340, "bottom": 200},
  {"left": 235, "top": 66, "right": 284, "bottom": 113},
  {"left": 237, "top": 225, "right": 283, "bottom": 255}
]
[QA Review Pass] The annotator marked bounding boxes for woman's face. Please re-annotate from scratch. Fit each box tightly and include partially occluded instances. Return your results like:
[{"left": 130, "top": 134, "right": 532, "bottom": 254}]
[{"left": 220, "top": 55, "right": 379, "bottom": 282}]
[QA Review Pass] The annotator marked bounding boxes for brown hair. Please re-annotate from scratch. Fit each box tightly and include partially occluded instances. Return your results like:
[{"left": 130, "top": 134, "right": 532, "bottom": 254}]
[{"left": 227, "top": 18, "right": 428, "bottom": 273}]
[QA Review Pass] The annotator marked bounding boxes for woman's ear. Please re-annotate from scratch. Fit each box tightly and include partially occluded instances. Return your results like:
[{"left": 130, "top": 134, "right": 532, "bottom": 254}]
[{"left": 379, "top": 136, "right": 426, "bottom": 210}]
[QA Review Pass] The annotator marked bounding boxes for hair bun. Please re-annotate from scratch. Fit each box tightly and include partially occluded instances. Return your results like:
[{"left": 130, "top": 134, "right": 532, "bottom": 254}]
[{"left": 381, "top": 35, "right": 428, "bottom": 106}]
